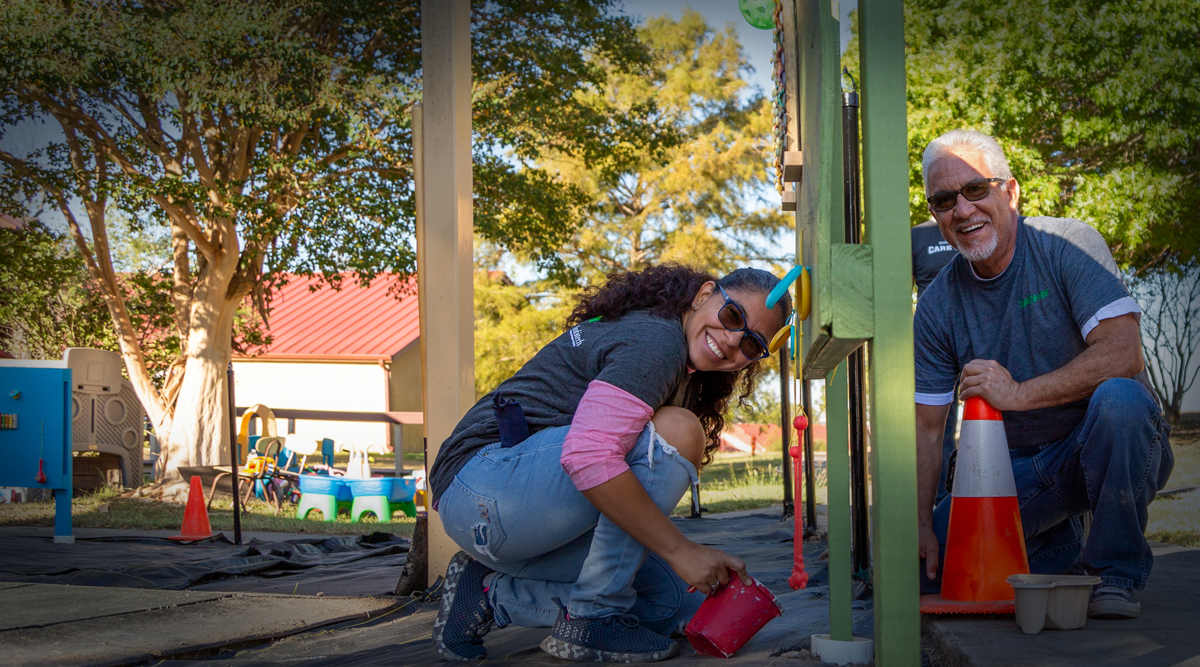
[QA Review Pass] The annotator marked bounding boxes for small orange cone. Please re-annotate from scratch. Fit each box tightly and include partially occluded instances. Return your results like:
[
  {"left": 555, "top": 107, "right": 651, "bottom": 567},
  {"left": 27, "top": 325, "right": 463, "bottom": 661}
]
[
  {"left": 169, "top": 476, "right": 215, "bottom": 542},
  {"left": 921, "top": 397, "right": 1029, "bottom": 614}
]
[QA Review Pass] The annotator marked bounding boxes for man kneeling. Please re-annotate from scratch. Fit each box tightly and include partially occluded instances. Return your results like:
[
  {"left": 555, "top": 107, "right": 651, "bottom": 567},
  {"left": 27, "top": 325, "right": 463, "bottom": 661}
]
[{"left": 912, "top": 129, "right": 1174, "bottom": 619}]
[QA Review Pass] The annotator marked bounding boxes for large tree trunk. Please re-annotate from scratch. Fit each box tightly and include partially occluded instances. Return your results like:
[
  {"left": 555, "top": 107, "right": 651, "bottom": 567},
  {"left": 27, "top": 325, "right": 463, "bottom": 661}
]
[{"left": 157, "top": 244, "right": 244, "bottom": 480}]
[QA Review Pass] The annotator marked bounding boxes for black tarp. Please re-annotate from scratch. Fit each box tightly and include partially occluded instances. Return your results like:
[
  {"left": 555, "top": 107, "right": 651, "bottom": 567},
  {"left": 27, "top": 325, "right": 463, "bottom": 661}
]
[{"left": 0, "top": 532, "right": 409, "bottom": 593}]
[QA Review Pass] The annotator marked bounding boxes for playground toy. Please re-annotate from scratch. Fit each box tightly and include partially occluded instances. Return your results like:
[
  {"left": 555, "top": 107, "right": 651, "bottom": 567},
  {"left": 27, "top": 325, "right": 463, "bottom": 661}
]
[
  {"left": 787, "top": 414, "right": 810, "bottom": 590},
  {"left": 348, "top": 477, "right": 418, "bottom": 522},
  {"left": 0, "top": 359, "right": 74, "bottom": 543},
  {"left": 238, "top": 403, "right": 278, "bottom": 465},
  {"left": 65, "top": 348, "right": 145, "bottom": 489},
  {"left": 296, "top": 474, "right": 353, "bottom": 521}
]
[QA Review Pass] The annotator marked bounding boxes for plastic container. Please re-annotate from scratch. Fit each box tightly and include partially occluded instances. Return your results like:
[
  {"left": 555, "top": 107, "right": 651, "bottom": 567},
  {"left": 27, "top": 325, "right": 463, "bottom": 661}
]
[
  {"left": 390, "top": 476, "right": 416, "bottom": 503},
  {"left": 1006, "top": 574, "right": 1102, "bottom": 635},
  {"left": 298, "top": 474, "right": 352, "bottom": 502},
  {"left": 345, "top": 477, "right": 391, "bottom": 497},
  {"left": 686, "top": 572, "right": 783, "bottom": 658}
]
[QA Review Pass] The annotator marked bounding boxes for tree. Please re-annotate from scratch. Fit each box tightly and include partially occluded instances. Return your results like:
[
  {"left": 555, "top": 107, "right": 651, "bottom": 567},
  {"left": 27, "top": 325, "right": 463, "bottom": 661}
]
[
  {"left": 845, "top": 0, "right": 1200, "bottom": 266},
  {"left": 534, "top": 10, "right": 791, "bottom": 286},
  {"left": 472, "top": 12, "right": 792, "bottom": 407},
  {"left": 1128, "top": 259, "right": 1200, "bottom": 423},
  {"left": 473, "top": 271, "right": 572, "bottom": 397},
  {"left": 0, "top": 222, "right": 112, "bottom": 359},
  {"left": 0, "top": 0, "right": 662, "bottom": 479}
]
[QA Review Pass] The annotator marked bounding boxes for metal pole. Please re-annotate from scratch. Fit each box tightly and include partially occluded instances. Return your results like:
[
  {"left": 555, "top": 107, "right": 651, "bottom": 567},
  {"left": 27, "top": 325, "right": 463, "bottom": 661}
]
[
  {"left": 801, "top": 378, "right": 817, "bottom": 537},
  {"left": 780, "top": 348, "right": 794, "bottom": 518},
  {"left": 226, "top": 362, "right": 242, "bottom": 546},
  {"left": 843, "top": 87, "right": 872, "bottom": 580}
]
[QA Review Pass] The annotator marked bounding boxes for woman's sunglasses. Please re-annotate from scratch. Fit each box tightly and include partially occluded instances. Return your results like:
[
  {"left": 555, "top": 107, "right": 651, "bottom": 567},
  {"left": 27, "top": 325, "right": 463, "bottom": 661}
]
[
  {"left": 926, "top": 177, "right": 1004, "bottom": 213},
  {"left": 715, "top": 285, "right": 773, "bottom": 361}
]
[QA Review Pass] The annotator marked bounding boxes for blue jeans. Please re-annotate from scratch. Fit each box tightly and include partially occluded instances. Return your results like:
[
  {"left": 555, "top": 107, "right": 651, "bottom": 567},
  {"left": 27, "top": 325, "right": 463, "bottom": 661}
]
[
  {"left": 923, "top": 379, "right": 1174, "bottom": 592},
  {"left": 437, "top": 422, "right": 705, "bottom": 633}
]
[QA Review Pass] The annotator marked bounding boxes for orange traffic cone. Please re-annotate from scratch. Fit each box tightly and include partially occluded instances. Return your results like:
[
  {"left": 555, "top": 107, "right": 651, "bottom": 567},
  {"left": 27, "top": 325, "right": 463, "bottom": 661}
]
[
  {"left": 921, "top": 397, "right": 1029, "bottom": 614},
  {"left": 169, "top": 476, "right": 215, "bottom": 542}
]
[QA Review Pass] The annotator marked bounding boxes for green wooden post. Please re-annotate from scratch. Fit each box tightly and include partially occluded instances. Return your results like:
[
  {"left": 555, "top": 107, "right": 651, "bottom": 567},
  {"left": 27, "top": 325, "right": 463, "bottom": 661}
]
[
  {"left": 825, "top": 362, "right": 853, "bottom": 642},
  {"left": 859, "top": 0, "right": 921, "bottom": 664}
]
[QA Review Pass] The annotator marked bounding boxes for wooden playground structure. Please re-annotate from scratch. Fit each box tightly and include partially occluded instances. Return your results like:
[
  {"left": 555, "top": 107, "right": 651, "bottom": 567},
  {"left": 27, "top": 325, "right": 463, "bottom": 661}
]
[{"left": 413, "top": 1, "right": 918, "bottom": 664}]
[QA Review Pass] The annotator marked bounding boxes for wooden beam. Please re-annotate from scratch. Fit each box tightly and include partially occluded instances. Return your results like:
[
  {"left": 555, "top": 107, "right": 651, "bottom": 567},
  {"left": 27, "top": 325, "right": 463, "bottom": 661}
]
[
  {"left": 859, "top": 0, "right": 921, "bottom": 663},
  {"left": 235, "top": 407, "right": 423, "bottom": 424},
  {"left": 419, "top": 0, "right": 475, "bottom": 582},
  {"left": 783, "top": 150, "right": 804, "bottom": 182}
]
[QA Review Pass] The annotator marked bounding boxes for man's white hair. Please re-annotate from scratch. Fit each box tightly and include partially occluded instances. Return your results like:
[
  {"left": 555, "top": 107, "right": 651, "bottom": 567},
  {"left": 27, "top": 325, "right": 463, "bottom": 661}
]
[{"left": 921, "top": 129, "right": 1014, "bottom": 189}]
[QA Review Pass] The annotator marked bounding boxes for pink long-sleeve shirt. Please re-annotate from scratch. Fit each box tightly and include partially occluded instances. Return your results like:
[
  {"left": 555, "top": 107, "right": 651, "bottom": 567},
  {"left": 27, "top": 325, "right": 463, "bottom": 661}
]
[{"left": 560, "top": 379, "right": 654, "bottom": 491}]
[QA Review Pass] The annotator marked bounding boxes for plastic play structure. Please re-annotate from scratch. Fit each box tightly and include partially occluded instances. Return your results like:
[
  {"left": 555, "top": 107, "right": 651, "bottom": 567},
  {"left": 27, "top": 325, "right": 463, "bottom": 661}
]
[
  {"left": 0, "top": 358, "right": 75, "bottom": 543},
  {"left": 763, "top": 0, "right": 921, "bottom": 663}
]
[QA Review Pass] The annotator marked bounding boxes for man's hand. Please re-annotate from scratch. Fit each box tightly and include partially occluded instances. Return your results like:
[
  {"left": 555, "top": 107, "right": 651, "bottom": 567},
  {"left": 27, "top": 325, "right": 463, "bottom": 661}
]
[
  {"left": 919, "top": 524, "right": 940, "bottom": 581},
  {"left": 662, "top": 541, "right": 751, "bottom": 595},
  {"left": 959, "top": 359, "right": 1024, "bottom": 410}
]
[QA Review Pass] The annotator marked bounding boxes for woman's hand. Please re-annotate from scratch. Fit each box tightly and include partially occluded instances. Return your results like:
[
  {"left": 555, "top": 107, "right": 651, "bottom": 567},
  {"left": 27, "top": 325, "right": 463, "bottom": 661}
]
[{"left": 662, "top": 540, "right": 751, "bottom": 595}]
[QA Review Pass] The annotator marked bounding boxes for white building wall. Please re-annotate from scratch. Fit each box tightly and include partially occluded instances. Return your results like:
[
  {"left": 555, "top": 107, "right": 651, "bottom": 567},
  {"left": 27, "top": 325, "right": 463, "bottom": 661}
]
[
  {"left": 1179, "top": 355, "right": 1200, "bottom": 415},
  {"left": 232, "top": 360, "right": 389, "bottom": 451}
]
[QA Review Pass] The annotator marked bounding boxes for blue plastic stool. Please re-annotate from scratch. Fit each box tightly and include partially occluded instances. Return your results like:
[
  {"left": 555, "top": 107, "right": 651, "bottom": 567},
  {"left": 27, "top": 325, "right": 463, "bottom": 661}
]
[
  {"left": 296, "top": 474, "right": 351, "bottom": 521},
  {"left": 390, "top": 477, "right": 418, "bottom": 518},
  {"left": 348, "top": 478, "right": 394, "bottom": 522}
]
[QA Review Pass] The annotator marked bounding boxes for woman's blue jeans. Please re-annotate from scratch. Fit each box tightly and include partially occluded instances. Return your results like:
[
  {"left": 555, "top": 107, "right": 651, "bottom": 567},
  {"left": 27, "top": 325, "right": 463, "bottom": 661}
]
[
  {"left": 923, "top": 378, "right": 1175, "bottom": 593},
  {"left": 437, "top": 422, "right": 705, "bottom": 634}
]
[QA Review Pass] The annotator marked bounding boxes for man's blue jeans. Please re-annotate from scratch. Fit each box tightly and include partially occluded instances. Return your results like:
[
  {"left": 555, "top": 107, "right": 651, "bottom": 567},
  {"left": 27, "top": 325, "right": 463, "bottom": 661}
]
[
  {"left": 922, "top": 379, "right": 1174, "bottom": 593},
  {"left": 437, "top": 422, "right": 705, "bottom": 634}
]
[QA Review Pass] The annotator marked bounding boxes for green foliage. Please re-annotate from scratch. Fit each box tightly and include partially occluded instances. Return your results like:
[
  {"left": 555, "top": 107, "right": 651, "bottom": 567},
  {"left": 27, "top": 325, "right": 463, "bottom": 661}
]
[
  {"left": 473, "top": 271, "right": 573, "bottom": 397},
  {"left": 536, "top": 10, "right": 792, "bottom": 285},
  {"left": 0, "top": 222, "right": 111, "bottom": 359},
  {"left": 0, "top": 1, "right": 666, "bottom": 455},
  {"left": 846, "top": 1, "right": 1200, "bottom": 266}
]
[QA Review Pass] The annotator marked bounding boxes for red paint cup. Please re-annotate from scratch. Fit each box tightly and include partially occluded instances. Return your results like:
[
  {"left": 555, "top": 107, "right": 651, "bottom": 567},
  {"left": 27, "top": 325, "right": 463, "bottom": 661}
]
[{"left": 685, "top": 570, "right": 784, "bottom": 658}]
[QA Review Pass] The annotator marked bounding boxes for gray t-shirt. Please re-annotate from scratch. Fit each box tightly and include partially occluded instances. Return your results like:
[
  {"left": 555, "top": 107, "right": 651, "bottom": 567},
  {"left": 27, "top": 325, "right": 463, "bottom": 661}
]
[
  {"left": 912, "top": 220, "right": 958, "bottom": 298},
  {"left": 914, "top": 216, "right": 1143, "bottom": 449},
  {"left": 429, "top": 311, "right": 693, "bottom": 503}
]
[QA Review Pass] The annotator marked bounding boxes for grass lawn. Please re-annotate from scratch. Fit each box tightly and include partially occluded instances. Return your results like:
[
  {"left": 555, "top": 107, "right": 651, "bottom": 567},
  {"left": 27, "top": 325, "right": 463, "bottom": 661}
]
[
  {"left": 0, "top": 485, "right": 415, "bottom": 537},
  {"left": 4, "top": 423, "right": 1192, "bottom": 546},
  {"left": 1147, "top": 418, "right": 1200, "bottom": 548},
  {"left": 672, "top": 451, "right": 826, "bottom": 517}
]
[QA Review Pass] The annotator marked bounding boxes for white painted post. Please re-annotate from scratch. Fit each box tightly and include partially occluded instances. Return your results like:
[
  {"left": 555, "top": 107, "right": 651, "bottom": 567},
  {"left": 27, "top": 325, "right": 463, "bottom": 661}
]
[{"left": 419, "top": 0, "right": 475, "bottom": 581}]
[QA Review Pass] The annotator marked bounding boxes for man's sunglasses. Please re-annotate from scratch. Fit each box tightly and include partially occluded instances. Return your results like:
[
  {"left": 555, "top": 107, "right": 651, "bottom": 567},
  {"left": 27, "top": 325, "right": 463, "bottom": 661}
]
[
  {"left": 926, "top": 177, "right": 1005, "bottom": 213},
  {"left": 715, "top": 285, "right": 773, "bottom": 361}
]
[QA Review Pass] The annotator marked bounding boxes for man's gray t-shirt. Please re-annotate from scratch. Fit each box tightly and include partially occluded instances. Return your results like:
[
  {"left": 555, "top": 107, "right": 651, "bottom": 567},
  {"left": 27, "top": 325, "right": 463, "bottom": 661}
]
[
  {"left": 429, "top": 311, "right": 693, "bottom": 503},
  {"left": 914, "top": 216, "right": 1143, "bottom": 449}
]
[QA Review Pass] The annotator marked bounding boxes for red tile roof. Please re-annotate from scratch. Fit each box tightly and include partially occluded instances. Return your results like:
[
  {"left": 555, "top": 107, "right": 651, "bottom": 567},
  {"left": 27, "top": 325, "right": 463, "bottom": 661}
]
[
  {"left": 239, "top": 274, "right": 419, "bottom": 361},
  {"left": 0, "top": 213, "right": 28, "bottom": 230}
]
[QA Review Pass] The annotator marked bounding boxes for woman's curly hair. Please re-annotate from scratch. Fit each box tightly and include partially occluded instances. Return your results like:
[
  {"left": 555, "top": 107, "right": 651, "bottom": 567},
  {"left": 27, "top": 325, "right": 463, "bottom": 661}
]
[{"left": 566, "top": 264, "right": 790, "bottom": 466}]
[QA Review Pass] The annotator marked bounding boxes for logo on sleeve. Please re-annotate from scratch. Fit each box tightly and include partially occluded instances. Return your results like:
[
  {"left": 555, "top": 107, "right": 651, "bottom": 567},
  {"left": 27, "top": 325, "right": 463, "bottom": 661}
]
[
  {"left": 1019, "top": 288, "right": 1049, "bottom": 308},
  {"left": 569, "top": 325, "right": 584, "bottom": 347}
]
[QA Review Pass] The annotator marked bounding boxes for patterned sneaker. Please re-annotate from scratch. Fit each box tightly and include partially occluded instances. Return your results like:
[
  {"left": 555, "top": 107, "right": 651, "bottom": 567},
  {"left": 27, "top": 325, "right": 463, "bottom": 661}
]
[
  {"left": 433, "top": 551, "right": 495, "bottom": 660},
  {"left": 1088, "top": 585, "right": 1141, "bottom": 619},
  {"left": 539, "top": 598, "right": 678, "bottom": 663}
]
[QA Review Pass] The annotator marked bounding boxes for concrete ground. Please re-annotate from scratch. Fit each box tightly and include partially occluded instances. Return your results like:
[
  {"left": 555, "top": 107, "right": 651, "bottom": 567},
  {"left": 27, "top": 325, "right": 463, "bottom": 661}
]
[
  {"left": 925, "top": 542, "right": 1200, "bottom": 667},
  {"left": 3, "top": 507, "right": 1197, "bottom": 666},
  {"left": 0, "top": 508, "right": 854, "bottom": 667}
]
